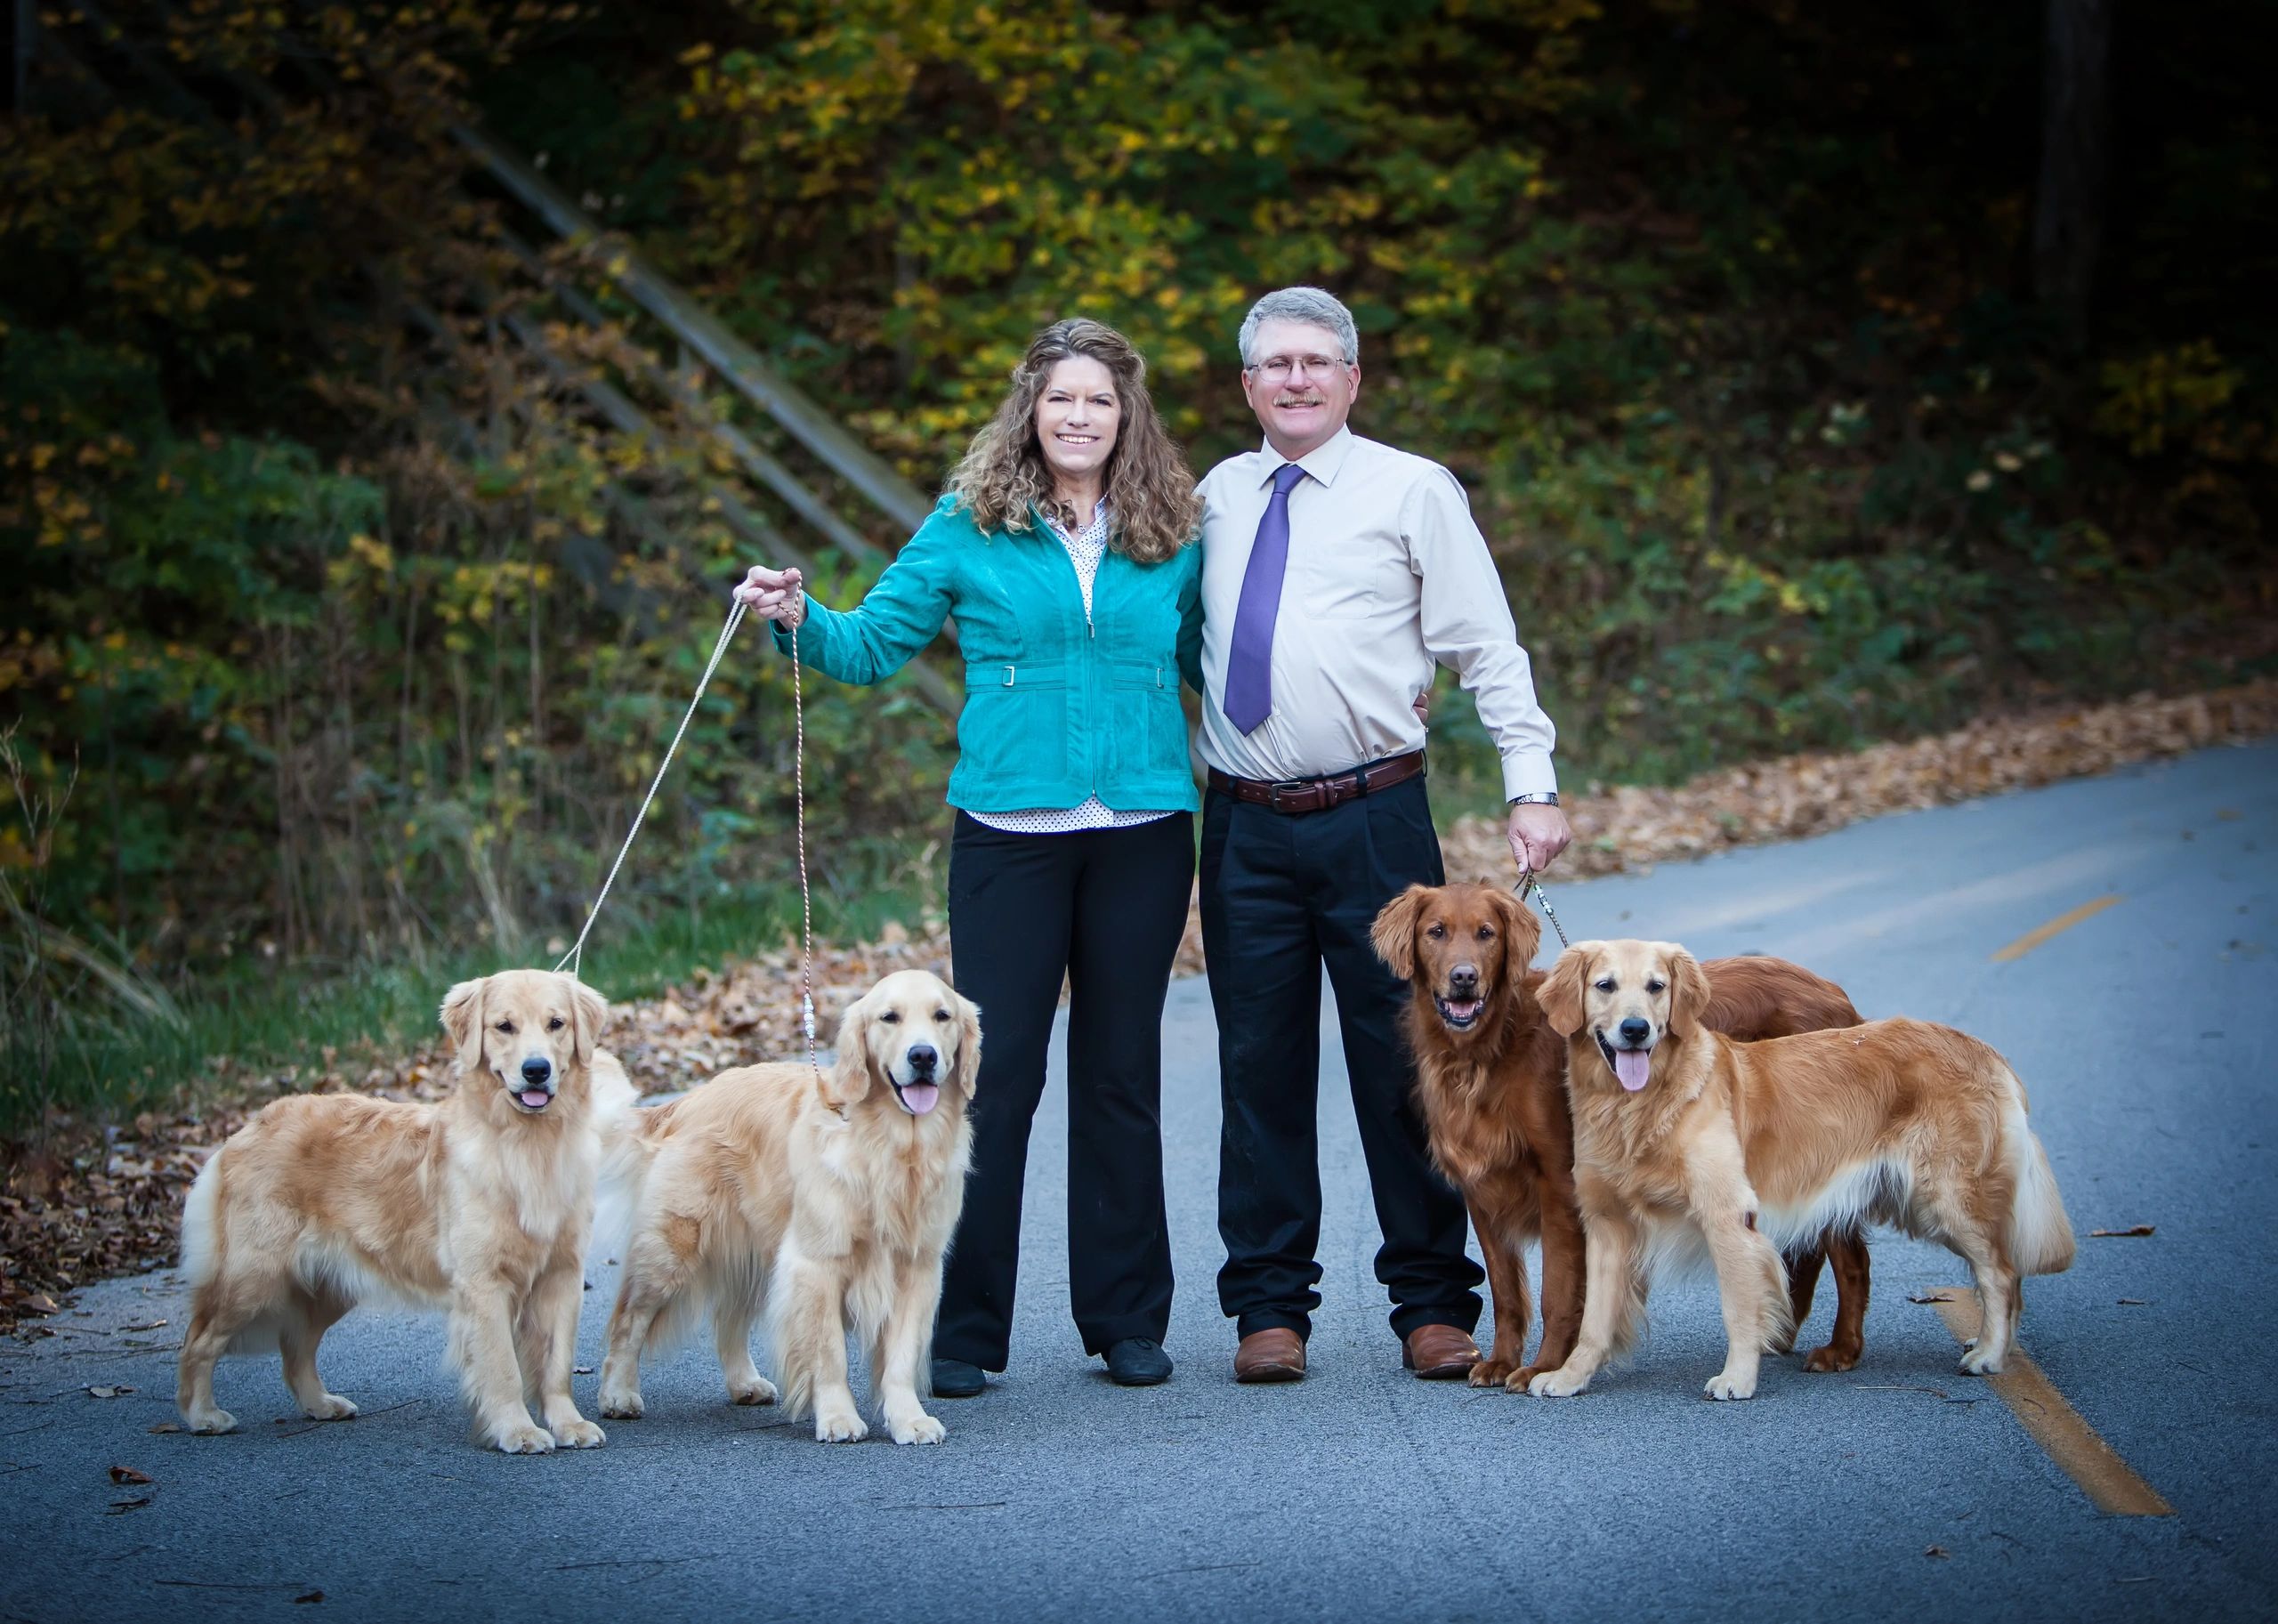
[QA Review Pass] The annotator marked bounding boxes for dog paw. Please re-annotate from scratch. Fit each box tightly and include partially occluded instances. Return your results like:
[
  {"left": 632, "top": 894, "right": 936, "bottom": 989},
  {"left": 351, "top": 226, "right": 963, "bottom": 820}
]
[
  {"left": 597, "top": 1389, "right": 644, "bottom": 1420},
  {"left": 1703, "top": 1369, "right": 1758, "bottom": 1401},
  {"left": 813, "top": 1409, "right": 869, "bottom": 1444},
  {"left": 300, "top": 1394, "right": 359, "bottom": 1422},
  {"left": 1802, "top": 1344, "right": 1860, "bottom": 1374},
  {"left": 183, "top": 1407, "right": 238, "bottom": 1435},
  {"left": 1467, "top": 1359, "right": 1518, "bottom": 1389},
  {"left": 888, "top": 1412, "right": 947, "bottom": 1446},
  {"left": 490, "top": 1422, "right": 557, "bottom": 1455},
  {"left": 1528, "top": 1368, "right": 1589, "bottom": 1399},
  {"left": 549, "top": 1418, "right": 607, "bottom": 1450},
  {"left": 1506, "top": 1365, "right": 1546, "bottom": 1393},
  {"left": 727, "top": 1376, "right": 778, "bottom": 1407},
  {"left": 1959, "top": 1345, "right": 2006, "bottom": 1376}
]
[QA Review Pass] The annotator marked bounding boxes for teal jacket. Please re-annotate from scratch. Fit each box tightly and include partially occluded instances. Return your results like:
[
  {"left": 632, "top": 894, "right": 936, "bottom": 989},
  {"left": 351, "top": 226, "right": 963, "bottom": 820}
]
[{"left": 774, "top": 495, "right": 1205, "bottom": 813}]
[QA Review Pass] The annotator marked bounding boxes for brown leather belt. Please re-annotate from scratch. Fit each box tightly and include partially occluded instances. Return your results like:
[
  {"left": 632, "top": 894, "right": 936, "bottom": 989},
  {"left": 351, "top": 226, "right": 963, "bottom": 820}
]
[{"left": 1207, "top": 751, "right": 1426, "bottom": 816}]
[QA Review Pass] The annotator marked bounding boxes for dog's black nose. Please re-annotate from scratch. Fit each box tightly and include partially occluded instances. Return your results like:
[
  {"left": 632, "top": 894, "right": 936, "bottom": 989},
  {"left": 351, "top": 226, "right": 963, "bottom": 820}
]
[
  {"left": 907, "top": 1044, "right": 938, "bottom": 1073},
  {"left": 521, "top": 1057, "right": 553, "bottom": 1086},
  {"left": 1619, "top": 1016, "right": 1650, "bottom": 1046},
  {"left": 1448, "top": 964, "right": 1479, "bottom": 994}
]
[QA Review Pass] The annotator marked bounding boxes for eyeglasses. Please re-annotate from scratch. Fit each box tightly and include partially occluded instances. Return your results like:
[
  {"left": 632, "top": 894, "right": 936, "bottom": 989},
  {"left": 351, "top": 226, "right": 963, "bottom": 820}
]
[{"left": 1245, "top": 353, "right": 1351, "bottom": 382}]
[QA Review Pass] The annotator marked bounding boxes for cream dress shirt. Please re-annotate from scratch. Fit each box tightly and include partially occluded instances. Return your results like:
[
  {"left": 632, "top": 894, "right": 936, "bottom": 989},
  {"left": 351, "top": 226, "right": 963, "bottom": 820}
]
[{"left": 1193, "top": 426, "right": 1557, "bottom": 799}]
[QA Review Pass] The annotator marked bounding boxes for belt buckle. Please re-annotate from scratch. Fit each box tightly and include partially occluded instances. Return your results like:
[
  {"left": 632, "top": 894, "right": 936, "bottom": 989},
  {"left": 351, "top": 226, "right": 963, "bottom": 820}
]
[{"left": 1266, "top": 777, "right": 1314, "bottom": 813}]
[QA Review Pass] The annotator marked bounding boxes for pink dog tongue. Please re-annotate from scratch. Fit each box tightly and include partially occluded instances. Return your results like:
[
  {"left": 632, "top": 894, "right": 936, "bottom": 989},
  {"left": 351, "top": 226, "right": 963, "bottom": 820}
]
[
  {"left": 901, "top": 1082, "right": 941, "bottom": 1116},
  {"left": 1613, "top": 1049, "right": 1652, "bottom": 1092},
  {"left": 519, "top": 1089, "right": 550, "bottom": 1109}
]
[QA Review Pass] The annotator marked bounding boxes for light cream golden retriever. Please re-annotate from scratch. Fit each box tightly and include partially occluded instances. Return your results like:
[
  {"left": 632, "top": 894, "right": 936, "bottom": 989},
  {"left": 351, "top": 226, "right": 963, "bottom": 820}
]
[
  {"left": 1530, "top": 940, "right": 2074, "bottom": 1402},
  {"left": 596, "top": 969, "right": 980, "bottom": 1444},
  {"left": 175, "top": 969, "right": 633, "bottom": 1451}
]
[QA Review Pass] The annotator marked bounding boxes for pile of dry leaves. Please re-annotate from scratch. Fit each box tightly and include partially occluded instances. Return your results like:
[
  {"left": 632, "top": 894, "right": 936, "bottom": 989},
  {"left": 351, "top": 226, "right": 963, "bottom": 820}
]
[{"left": 4, "top": 678, "right": 2272, "bottom": 1334}]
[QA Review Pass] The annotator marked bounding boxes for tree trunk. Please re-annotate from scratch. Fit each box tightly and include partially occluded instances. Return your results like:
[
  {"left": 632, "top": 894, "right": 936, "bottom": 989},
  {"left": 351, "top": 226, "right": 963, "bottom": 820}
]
[{"left": 2032, "top": 0, "right": 2113, "bottom": 349}]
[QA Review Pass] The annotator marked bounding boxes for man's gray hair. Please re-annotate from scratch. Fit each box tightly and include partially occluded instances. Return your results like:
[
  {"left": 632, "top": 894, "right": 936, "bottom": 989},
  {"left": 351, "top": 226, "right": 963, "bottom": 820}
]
[{"left": 1238, "top": 287, "right": 1359, "bottom": 368}]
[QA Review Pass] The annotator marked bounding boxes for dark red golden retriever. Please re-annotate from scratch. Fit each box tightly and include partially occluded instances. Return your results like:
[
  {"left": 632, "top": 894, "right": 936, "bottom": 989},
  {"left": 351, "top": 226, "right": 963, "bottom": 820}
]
[{"left": 1370, "top": 883, "right": 1871, "bottom": 1388}]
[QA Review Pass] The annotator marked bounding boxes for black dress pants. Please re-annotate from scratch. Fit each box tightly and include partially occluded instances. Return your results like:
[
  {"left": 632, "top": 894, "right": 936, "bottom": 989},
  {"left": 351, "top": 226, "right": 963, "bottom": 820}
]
[
  {"left": 933, "top": 810, "right": 1194, "bottom": 1369},
  {"left": 1202, "top": 772, "right": 1483, "bottom": 1344}
]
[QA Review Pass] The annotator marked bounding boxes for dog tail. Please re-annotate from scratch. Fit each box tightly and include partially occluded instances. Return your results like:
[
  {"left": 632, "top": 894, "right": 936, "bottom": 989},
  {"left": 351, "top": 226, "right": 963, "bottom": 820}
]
[
  {"left": 179, "top": 1145, "right": 226, "bottom": 1291},
  {"left": 2002, "top": 1079, "right": 2076, "bottom": 1277},
  {"left": 590, "top": 1062, "right": 658, "bottom": 1269}
]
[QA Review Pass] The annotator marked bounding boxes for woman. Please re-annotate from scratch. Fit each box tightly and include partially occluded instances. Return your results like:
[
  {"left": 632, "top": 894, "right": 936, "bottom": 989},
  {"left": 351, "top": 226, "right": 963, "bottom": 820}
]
[{"left": 734, "top": 318, "right": 1203, "bottom": 1394}]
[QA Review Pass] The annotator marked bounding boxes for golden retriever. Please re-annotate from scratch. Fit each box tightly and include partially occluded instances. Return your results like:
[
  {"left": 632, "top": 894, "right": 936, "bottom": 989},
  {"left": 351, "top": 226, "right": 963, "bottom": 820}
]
[
  {"left": 596, "top": 969, "right": 981, "bottom": 1444},
  {"left": 1529, "top": 940, "right": 2075, "bottom": 1401},
  {"left": 1370, "top": 884, "right": 1872, "bottom": 1391},
  {"left": 175, "top": 969, "right": 633, "bottom": 1452}
]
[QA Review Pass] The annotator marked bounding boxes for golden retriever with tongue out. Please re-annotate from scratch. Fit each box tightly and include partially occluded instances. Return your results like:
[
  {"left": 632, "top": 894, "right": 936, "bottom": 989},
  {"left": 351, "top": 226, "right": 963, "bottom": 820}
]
[
  {"left": 1530, "top": 940, "right": 2074, "bottom": 1402},
  {"left": 597, "top": 969, "right": 981, "bottom": 1444}
]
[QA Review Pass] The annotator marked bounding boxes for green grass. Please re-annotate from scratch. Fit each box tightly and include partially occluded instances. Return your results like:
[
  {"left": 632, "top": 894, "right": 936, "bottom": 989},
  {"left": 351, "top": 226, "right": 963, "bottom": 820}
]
[{"left": 0, "top": 869, "right": 938, "bottom": 1141}]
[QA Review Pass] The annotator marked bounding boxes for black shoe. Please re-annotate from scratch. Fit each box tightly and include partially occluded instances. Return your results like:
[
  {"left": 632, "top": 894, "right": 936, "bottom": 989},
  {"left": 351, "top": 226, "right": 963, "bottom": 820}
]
[
  {"left": 1104, "top": 1337, "right": 1173, "bottom": 1386},
  {"left": 931, "top": 1356, "right": 986, "bottom": 1398}
]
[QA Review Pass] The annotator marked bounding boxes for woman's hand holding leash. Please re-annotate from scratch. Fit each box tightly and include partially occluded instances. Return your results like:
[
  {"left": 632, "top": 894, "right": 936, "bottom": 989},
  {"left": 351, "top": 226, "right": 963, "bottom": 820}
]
[{"left": 734, "top": 563, "right": 806, "bottom": 628}]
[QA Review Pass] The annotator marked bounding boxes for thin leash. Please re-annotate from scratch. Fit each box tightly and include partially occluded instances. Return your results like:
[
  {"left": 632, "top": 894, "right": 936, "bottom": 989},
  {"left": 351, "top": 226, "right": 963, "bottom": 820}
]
[
  {"left": 554, "top": 598, "right": 748, "bottom": 982},
  {"left": 551, "top": 587, "right": 826, "bottom": 1085},
  {"left": 790, "top": 610, "right": 820, "bottom": 1082},
  {"left": 1514, "top": 869, "right": 1571, "bottom": 950}
]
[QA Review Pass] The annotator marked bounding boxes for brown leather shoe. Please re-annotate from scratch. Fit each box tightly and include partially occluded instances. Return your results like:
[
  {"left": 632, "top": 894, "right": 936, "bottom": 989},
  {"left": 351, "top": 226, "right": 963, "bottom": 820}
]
[
  {"left": 1402, "top": 1323, "right": 1482, "bottom": 1379},
  {"left": 1233, "top": 1328, "right": 1306, "bottom": 1384}
]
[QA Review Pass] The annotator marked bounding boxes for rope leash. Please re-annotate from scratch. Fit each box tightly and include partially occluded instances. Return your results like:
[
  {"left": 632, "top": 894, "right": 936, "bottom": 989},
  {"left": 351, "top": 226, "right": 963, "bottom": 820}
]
[
  {"left": 553, "top": 585, "right": 826, "bottom": 1084},
  {"left": 790, "top": 610, "right": 820, "bottom": 1081},
  {"left": 555, "top": 599, "right": 748, "bottom": 980}
]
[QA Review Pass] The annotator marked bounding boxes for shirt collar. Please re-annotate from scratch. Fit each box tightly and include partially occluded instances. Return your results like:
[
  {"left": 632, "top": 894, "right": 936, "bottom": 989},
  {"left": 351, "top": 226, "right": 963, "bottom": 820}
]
[{"left": 1258, "top": 425, "right": 1354, "bottom": 490}]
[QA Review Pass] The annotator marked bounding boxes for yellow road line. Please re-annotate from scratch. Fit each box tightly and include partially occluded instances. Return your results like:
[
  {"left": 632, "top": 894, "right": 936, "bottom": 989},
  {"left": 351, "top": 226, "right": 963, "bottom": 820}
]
[
  {"left": 1991, "top": 894, "right": 2121, "bottom": 962},
  {"left": 1928, "top": 1289, "right": 2174, "bottom": 1516}
]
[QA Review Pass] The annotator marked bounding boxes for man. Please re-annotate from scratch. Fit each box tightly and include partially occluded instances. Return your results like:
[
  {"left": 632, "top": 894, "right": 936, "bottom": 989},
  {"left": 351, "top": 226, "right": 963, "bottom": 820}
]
[{"left": 1194, "top": 286, "right": 1573, "bottom": 1383}]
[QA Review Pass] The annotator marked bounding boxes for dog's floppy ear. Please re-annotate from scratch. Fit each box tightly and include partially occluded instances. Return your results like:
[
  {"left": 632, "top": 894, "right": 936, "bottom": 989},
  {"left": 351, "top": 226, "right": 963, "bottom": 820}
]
[
  {"left": 1665, "top": 947, "right": 1713, "bottom": 1040},
  {"left": 1489, "top": 886, "right": 1545, "bottom": 969},
  {"left": 951, "top": 989, "right": 983, "bottom": 1099},
  {"left": 1538, "top": 944, "right": 1599, "bottom": 1038},
  {"left": 440, "top": 977, "right": 487, "bottom": 1075},
  {"left": 822, "top": 989, "right": 875, "bottom": 1115},
  {"left": 569, "top": 977, "right": 608, "bottom": 1068},
  {"left": 1369, "top": 885, "right": 1433, "bottom": 982}
]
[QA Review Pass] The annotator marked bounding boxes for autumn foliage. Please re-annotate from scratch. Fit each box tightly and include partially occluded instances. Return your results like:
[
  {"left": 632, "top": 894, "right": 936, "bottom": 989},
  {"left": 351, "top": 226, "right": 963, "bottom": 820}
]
[{"left": 2, "top": 1, "right": 2272, "bottom": 1128}]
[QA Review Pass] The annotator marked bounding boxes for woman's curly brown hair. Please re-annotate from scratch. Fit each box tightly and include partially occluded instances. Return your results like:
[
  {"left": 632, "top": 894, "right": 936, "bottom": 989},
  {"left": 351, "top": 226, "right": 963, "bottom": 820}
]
[{"left": 946, "top": 318, "right": 1200, "bottom": 564}]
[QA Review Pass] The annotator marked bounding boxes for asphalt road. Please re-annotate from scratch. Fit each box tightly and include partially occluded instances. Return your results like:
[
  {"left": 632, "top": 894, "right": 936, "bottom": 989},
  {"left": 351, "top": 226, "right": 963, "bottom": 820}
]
[{"left": 4, "top": 739, "right": 2274, "bottom": 1623}]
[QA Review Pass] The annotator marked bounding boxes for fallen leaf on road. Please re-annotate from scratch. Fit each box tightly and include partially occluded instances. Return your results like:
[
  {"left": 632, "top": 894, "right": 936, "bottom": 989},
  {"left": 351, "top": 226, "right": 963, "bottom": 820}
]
[
  {"left": 1906, "top": 1291, "right": 1955, "bottom": 1304},
  {"left": 108, "top": 1466, "right": 152, "bottom": 1485},
  {"left": 22, "top": 1294, "right": 60, "bottom": 1315},
  {"left": 2089, "top": 1225, "right": 2155, "bottom": 1238},
  {"left": 1925, "top": 1546, "right": 1950, "bottom": 1559},
  {"left": 107, "top": 1496, "right": 152, "bottom": 1514},
  {"left": 294, "top": 1591, "right": 326, "bottom": 1604},
  {"left": 117, "top": 1320, "right": 167, "bottom": 1333},
  {"left": 85, "top": 1386, "right": 134, "bottom": 1399},
  {"left": 2118, "top": 1297, "right": 2146, "bottom": 1305},
  {"left": 146, "top": 1422, "right": 181, "bottom": 1434},
  {"left": 573, "top": 1366, "right": 594, "bottom": 1376}
]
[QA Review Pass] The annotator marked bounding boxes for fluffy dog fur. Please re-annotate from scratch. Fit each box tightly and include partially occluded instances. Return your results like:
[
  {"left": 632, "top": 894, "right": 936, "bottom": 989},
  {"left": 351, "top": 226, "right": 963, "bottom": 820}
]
[
  {"left": 175, "top": 969, "right": 633, "bottom": 1451},
  {"left": 1370, "top": 884, "right": 1873, "bottom": 1391},
  {"left": 596, "top": 969, "right": 981, "bottom": 1445},
  {"left": 1529, "top": 939, "right": 2075, "bottom": 1402}
]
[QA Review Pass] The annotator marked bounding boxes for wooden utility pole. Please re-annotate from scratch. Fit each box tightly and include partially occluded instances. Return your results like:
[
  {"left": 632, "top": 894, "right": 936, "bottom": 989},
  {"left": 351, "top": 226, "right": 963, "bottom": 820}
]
[{"left": 2032, "top": 0, "right": 2113, "bottom": 349}]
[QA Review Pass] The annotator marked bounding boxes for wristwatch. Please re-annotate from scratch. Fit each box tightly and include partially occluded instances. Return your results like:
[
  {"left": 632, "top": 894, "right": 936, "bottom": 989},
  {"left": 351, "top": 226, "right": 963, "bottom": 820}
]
[{"left": 1508, "top": 792, "right": 1561, "bottom": 807}]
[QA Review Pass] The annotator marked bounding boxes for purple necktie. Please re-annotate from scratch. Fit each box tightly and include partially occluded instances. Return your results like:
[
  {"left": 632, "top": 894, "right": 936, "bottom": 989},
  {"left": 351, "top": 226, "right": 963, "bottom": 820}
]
[{"left": 1223, "top": 461, "right": 1307, "bottom": 734}]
